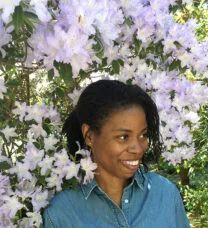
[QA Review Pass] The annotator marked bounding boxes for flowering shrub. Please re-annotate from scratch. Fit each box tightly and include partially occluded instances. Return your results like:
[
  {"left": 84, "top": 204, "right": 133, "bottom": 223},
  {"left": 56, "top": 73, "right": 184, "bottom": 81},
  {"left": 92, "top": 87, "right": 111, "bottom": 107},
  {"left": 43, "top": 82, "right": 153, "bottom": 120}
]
[
  {"left": 0, "top": 100, "right": 97, "bottom": 227},
  {"left": 0, "top": 0, "right": 207, "bottom": 226}
]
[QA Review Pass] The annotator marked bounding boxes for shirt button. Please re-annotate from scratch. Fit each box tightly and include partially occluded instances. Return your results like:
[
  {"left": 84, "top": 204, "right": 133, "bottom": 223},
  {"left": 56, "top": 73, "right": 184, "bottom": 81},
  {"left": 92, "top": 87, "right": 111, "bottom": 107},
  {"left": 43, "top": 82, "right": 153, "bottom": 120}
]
[{"left": 124, "top": 199, "right": 129, "bottom": 204}]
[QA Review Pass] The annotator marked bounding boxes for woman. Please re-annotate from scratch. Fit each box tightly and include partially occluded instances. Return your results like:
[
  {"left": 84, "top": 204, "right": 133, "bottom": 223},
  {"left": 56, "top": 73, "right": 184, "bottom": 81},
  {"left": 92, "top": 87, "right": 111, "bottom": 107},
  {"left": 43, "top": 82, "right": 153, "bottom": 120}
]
[{"left": 43, "top": 80, "right": 190, "bottom": 227}]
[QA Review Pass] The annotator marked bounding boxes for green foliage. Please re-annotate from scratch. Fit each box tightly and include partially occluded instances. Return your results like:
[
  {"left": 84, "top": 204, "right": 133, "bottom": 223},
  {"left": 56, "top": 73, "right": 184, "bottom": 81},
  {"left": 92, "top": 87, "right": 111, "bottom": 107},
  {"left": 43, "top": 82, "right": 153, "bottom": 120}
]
[
  {"left": 180, "top": 105, "right": 208, "bottom": 226},
  {"left": 54, "top": 61, "right": 73, "bottom": 84},
  {"left": 111, "top": 60, "right": 120, "bottom": 74},
  {"left": 62, "top": 177, "right": 78, "bottom": 190},
  {"left": 12, "top": 6, "right": 24, "bottom": 35},
  {"left": 0, "top": 161, "right": 12, "bottom": 171},
  {"left": 173, "top": 0, "right": 208, "bottom": 40}
]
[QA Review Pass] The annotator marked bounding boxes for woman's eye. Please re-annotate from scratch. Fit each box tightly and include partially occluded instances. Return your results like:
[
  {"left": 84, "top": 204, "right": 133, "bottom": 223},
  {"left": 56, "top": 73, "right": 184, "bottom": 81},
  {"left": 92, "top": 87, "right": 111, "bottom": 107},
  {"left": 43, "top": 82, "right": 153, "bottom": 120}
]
[
  {"left": 139, "top": 133, "right": 148, "bottom": 139},
  {"left": 118, "top": 135, "right": 128, "bottom": 140}
]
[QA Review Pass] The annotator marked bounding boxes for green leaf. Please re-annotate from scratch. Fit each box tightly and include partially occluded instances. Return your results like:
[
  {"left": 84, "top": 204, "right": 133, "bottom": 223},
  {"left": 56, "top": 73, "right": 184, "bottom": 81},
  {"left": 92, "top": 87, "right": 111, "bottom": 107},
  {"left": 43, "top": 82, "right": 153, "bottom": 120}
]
[
  {"left": 55, "top": 87, "right": 65, "bottom": 98},
  {"left": 174, "top": 41, "right": 183, "bottom": 49},
  {"left": 112, "top": 60, "right": 120, "bottom": 74},
  {"left": 6, "top": 79, "right": 21, "bottom": 87},
  {"left": 45, "top": 169, "right": 51, "bottom": 177},
  {"left": 42, "top": 122, "right": 53, "bottom": 135},
  {"left": 0, "top": 161, "right": 11, "bottom": 171},
  {"left": 5, "top": 21, "right": 13, "bottom": 30},
  {"left": 48, "top": 69, "right": 54, "bottom": 81},
  {"left": 62, "top": 177, "right": 78, "bottom": 190},
  {"left": 23, "top": 11, "right": 39, "bottom": 32},
  {"left": 54, "top": 61, "right": 73, "bottom": 84},
  {"left": 24, "top": 11, "right": 39, "bottom": 22},
  {"left": 16, "top": 156, "right": 25, "bottom": 162},
  {"left": 12, "top": 5, "right": 24, "bottom": 35},
  {"left": 134, "top": 38, "right": 142, "bottom": 55},
  {"left": 125, "top": 17, "right": 134, "bottom": 27},
  {"left": 92, "top": 36, "right": 104, "bottom": 59},
  {"left": 169, "top": 60, "right": 181, "bottom": 71},
  {"left": 23, "top": 15, "right": 36, "bottom": 31}
]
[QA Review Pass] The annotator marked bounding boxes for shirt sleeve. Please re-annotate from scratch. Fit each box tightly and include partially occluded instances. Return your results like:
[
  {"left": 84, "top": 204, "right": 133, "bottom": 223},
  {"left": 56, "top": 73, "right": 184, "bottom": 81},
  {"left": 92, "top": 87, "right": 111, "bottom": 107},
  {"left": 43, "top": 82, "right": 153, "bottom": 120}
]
[
  {"left": 43, "top": 209, "right": 56, "bottom": 228},
  {"left": 174, "top": 187, "right": 190, "bottom": 228}
]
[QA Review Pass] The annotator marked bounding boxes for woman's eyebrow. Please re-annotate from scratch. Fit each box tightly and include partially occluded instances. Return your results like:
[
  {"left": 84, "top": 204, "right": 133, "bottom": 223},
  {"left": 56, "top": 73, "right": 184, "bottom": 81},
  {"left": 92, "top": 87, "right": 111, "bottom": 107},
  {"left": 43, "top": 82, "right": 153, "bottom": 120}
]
[{"left": 112, "top": 127, "right": 148, "bottom": 132}]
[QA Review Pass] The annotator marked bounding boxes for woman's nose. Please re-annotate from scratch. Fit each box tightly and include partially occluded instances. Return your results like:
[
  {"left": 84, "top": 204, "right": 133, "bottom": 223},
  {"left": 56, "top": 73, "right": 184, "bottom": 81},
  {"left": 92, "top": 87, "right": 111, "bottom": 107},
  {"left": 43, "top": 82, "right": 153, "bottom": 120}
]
[{"left": 127, "top": 141, "right": 142, "bottom": 153}]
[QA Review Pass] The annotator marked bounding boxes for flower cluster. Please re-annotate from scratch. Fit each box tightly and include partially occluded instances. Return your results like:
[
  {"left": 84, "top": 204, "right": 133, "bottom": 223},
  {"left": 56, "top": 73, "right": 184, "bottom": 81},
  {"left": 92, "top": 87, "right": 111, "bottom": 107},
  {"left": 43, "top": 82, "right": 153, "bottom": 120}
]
[
  {"left": 21, "top": 0, "right": 207, "bottom": 77},
  {"left": 0, "top": 17, "right": 12, "bottom": 58},
  {"left": 0, "top": 102, "right": 97, "bottom": 227},
  {"left": 0, "top": 0, "right": 207, "bottom": 226},
  {"left": 0, "top": 77, "right": 7, "bottom": 99},
  {"left": 0, "top": 0, "right": 50, "bottom": 24},
  {"left": 26, "top": 0, "right": 124, "bottom": 77}
]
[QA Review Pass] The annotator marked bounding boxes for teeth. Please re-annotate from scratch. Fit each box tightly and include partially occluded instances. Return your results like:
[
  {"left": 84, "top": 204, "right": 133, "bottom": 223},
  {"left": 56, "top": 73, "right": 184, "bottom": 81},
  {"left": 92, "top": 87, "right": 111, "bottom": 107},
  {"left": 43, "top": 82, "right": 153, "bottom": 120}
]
[{"left": 124, "top": 160, "right": 139, "bottom": 166}]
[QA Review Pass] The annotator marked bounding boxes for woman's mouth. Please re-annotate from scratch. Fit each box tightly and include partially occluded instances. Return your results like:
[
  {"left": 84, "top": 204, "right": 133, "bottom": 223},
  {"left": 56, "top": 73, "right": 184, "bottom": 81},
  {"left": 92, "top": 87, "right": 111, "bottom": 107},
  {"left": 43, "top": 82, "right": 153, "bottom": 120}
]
[{"left": 121, "top": 160, "right": 139, "bottom": 170}]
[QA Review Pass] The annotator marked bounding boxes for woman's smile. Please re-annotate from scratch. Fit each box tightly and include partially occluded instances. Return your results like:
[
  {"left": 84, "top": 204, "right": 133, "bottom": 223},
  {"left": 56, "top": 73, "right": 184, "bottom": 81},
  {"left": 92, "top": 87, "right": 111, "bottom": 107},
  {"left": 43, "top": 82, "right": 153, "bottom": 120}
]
[{"left": 121, "top": 160, "right": 140, "bottom": 171}]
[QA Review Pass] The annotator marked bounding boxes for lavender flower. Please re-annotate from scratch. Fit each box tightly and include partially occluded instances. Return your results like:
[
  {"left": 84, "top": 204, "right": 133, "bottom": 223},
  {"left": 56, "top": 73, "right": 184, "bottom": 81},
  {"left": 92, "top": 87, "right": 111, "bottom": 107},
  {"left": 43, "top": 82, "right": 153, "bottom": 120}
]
[
  {"left": 31, "top": 187, "right": 49, "bottom": 212},
  {"left": 0, "top": 0, "right": 21, "bottom": 23},
  {"left": 0, "top": 77, "right": 7, "bottom": 99},
  {"left": 0, "top": 126, "right": 18, "bottom": 141}
]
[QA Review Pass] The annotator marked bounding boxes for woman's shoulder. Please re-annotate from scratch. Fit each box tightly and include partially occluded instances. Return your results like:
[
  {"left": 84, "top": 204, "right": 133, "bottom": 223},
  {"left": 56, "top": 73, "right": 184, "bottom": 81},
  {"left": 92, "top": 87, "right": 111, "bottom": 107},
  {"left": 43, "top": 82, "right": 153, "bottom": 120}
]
[
  {"left": 43, "top": 187, "right": 83, "bottom": 222},
  {"left": 143, "top": 171, "right": 178, "bottom": 193},
  {"left": 49, "top": 186, "right": 82, "bottom": 206}
]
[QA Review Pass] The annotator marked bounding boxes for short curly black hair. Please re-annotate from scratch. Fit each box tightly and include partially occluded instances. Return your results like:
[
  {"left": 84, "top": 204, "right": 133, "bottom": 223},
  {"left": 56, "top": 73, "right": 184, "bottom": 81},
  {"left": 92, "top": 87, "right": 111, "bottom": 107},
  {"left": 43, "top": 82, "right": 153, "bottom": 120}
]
[{"left": 63, "top": 79, "right": 163, "bottom": 170}]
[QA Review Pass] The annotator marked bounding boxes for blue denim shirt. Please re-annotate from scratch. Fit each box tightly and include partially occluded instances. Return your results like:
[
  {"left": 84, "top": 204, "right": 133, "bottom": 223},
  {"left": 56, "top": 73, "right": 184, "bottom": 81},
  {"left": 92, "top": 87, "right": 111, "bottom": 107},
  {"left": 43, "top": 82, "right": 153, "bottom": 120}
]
[{"left": 43, "top": 170, "right": 190, "bottom": 228}]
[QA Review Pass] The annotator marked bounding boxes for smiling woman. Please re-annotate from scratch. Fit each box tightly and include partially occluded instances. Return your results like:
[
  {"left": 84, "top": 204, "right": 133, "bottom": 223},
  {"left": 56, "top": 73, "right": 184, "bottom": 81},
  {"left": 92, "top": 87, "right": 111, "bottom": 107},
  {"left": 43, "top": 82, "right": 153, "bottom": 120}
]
[{"left": 43, "top": 79, "right": 190, "bottom": 228}]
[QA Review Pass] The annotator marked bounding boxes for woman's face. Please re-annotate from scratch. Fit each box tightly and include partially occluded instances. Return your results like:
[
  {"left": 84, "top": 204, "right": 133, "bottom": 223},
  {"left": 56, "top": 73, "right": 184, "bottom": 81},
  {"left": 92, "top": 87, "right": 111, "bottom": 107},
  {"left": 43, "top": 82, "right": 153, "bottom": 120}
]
[{"left": 86, "top": 105, "right": 148, "bottom": 181}]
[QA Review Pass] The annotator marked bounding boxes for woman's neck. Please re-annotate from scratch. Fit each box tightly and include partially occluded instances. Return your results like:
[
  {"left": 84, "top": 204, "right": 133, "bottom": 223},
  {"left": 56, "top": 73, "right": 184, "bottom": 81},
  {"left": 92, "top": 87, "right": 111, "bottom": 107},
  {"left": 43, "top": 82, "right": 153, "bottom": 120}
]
[{"left": 95, "top": 174, "right": 129, "bottom": 207}]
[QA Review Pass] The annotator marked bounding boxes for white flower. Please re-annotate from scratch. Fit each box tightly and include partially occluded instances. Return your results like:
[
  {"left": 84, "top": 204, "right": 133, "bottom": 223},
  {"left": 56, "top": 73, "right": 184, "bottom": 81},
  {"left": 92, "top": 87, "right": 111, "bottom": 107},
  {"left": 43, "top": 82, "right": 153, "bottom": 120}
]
[
  {"left": 15, "top": 189, "right": 34, "bottom": 201},
  {"left": 175, "top": 125, "right": 192, "bottom": 144},
  {"left": 104, "top": 45, "right": 119, "bottom": 64},
  {"left": 182, "top": 110, "right": 200, "bottom": 126},
  {"left": 80, "top": 157, "right": 97, "bottom": 184},
  {"left": 0, "top": 0, "right": 21, "bottom": 23},
  {"left": 16, "top": 177, "right": 37, "bottom": 192},
  {"left": 45, "top": 172, "right": 63, "bottom": 191},
  {"left": 26, "top": 211, "right": 42, "bottom": 227},
  {"left": 0, "top": 126, "right": 18, "bottom": 141},
  {"left": 0, "top": 204, "right": 15, "bottom": 227},
  {"left": 162, "top": 150, "right": 182, "bottom": 166},
  {"left": 46, "top": 105, "right": 62, "bottom": 128},
  {"left": 75, "top": 148, "right": 91, "bottom": 158},
  {"left": 38, "top": 155, "right": 55, "bottom": 176},
  {"left": 180, "top": 145, "right": 195, "bottom": 160},
  {"left": 19, "top": 211, "right": 42, "bottom": 228},
  {"left": 68, "top": 87, "right": 84, "bottom": 107},
  {"left": 9, "top": 162, "right": 33, "bottom": 180},
  {"left": 0, "top": 77, "right": 7, "bottom": 98},
  {"left": 63, "top": 162, "right": 80, "bottom": 180},
  {"left": 25, "top": 104, "right": 48, "bottom": 124},
  {"left": 24, "top": 144, "right": 44, "bottom": 171},
  {"left": 80, "top": 157, "right": 97, "bottom": 172},
  {"left": 3, "top": 195, "right": 25, "bottom": 218},
  {"left": 44, "top": 134, "right": 59, "bottom": 151},
  {"left": 162, "top": 145, "right": 196, "bottom": 166},
  {"left": 12, "top": 101, "right": 27, "bottom": 122},
  {"left": 0, "top": 173, "right": 12, "bottom": 196},
  {"left": 30, "top": 0, "right": 51, "bottom": 23},
  {"left": 0, "top": 149, "right": 11, "bottom": 164},
  {"left": 31, "top": 187, "right": 49, "bottom": 212},
  {"left": 54, "top": 149, "right": 70, "bottom": 167},
  {"left": 28, "top": 123, "right": 47, "bottom": 139}
]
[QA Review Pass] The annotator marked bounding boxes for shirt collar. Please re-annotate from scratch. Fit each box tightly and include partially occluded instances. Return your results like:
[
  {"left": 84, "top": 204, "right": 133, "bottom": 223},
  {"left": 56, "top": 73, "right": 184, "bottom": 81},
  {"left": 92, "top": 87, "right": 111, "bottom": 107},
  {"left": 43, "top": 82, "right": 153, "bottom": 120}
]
[
  {"left": 81, "top": 178, "right": 98, "bottom": 200},
  {"left": 81, "top": 169, "right": 146, "bottom": 200},
  {"left": 133, "top": 168, "right": 146, "bottom": 190}
]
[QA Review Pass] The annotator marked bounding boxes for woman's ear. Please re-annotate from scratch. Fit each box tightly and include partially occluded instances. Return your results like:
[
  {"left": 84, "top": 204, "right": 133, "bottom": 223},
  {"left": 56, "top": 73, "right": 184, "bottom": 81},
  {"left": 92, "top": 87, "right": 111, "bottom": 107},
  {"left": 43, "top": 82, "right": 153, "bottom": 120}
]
[{"left": 81, "top": 123, "right": 93, "bottom": 147}]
